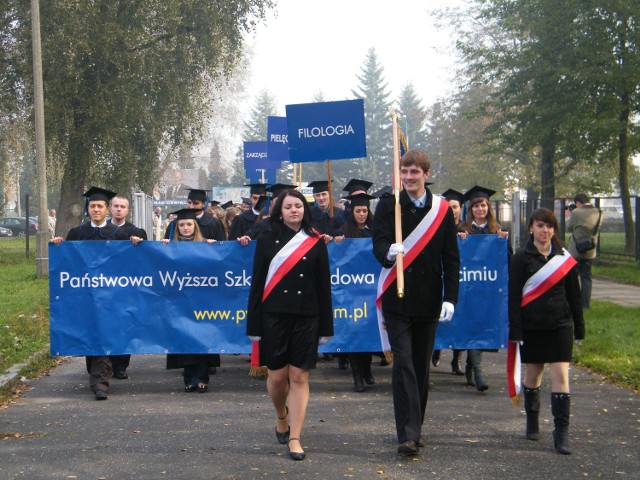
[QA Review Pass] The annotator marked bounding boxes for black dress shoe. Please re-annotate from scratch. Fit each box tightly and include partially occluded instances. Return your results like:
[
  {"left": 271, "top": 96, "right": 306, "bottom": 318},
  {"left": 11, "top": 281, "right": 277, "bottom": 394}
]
[
  {"left": 113, "top": 370, "right": 128, "bottom": 380},
  {"left": 95, "top": 390, "right": 108, "bottom": 400},
  {"left": 288, "top": 438, "right": 305, "bottom": 461},
  {"left": 184, "top": 384, "right": 197, "bottom": 392},
  {"left": 276, "top": 426, "right": 290, "bottom": 444},
  {"left": 397, "top": 440, "right": 419, "bottom": 455},
  {"left": 418, "top": 435, "right": 426, "bottom": 448},
  {"left": 431, "top": 350, "right": 441, "bottom": 367},
  {"left": 364, "top": 374, "right": 375, "bottom": 385}
]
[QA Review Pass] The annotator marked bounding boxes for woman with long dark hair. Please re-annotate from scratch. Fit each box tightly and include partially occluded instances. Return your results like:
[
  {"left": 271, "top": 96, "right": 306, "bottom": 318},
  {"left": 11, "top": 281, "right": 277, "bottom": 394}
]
[
  {"left": 509, "top": 208, "right": 584, "bottom": 454},
  {"left": 247, "top": 189, "right": 333, "bottom": 461}
]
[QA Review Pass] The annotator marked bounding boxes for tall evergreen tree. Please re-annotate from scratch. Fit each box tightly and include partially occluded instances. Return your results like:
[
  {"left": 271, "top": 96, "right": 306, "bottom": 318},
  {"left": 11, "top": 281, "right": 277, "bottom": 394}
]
[
  {"left": 397, "top": 83, "right": 429, "bottom": 153},
  {"left": 350, "top": 48, "right": 393, "bottom": 189}
]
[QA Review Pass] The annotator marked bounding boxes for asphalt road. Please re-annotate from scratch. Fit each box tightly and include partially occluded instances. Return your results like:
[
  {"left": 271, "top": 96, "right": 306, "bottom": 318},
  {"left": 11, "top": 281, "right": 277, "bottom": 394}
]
[{"left": 1, "top": 350, "right": 638, "bottom": 480}]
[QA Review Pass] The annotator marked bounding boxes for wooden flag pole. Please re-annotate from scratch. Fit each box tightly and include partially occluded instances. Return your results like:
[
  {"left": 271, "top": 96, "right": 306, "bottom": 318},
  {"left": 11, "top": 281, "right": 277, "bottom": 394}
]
[
  {"left": 390, "top": 109, "right": 404, "bottom": 298},
  {"left": 326, "top": 160, "right": 334, "bottom": 218}
]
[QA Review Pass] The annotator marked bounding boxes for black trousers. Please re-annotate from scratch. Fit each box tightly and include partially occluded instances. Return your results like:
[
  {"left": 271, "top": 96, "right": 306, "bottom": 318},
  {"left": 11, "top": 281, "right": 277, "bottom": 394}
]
[{"left": 384, "top": 313, "right": 438, "bottom": 443}]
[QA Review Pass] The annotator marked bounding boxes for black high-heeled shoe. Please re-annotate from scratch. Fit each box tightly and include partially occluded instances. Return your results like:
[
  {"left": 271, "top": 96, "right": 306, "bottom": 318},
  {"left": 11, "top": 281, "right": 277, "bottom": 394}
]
[
  {"left": 275, "top": 406, "right": 290, "bottom": 444},
  {"left": 288, "top": 438, "right": 305, "bottom": 461}
]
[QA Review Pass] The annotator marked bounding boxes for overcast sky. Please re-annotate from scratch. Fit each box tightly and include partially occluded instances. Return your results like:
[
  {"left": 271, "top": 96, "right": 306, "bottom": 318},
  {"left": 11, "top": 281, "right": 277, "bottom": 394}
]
[{"left": 243, "top": 0, "right": 463, "bottom": 115}]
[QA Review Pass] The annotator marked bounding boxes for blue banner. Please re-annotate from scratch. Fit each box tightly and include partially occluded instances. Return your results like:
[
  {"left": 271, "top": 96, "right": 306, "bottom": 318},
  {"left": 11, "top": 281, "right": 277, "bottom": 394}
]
[
  {"left": 49, "top": 236, "right": 508, "bottom": 356},
  {"left": 267, "top": 116, "right": 289, "bottom": 162},
  {"left": 285, "top": 99, "right": 367, "bottom": 163}
]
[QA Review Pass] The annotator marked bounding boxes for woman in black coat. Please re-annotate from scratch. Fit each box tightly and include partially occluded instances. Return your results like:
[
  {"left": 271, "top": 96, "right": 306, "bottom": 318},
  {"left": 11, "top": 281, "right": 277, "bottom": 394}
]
[
  {"left": 247, "top": 189, "right": 333, "bottom": 461},
  {"left": 509, "top": 208, "right": 584, "bottom": 454}
]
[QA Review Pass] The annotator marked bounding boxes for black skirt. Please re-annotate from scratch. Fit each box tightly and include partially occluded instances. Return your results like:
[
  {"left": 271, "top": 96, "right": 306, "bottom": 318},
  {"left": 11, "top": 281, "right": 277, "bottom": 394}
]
[
  {"left": 260, "top": 312, "right": 319, "bottom": 371},
  {"left": 520, "top": 326, "right": 574, "bottom": 364}
]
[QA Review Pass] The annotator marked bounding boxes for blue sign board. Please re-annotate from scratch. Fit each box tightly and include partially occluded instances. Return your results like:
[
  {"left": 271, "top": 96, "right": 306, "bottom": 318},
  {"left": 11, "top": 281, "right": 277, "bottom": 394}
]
[
  {"left": 267, "top": 116, "right": 289, "bottom": 162},
  {"left": 285, "top": 99, "right": 367, "bottom": 163}
]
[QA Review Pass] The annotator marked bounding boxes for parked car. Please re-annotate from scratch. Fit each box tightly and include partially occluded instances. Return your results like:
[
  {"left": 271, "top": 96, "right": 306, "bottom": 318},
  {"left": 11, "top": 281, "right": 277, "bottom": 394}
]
[
  {"left": 0, "top": 226, "right": 12, "bottom": 237},
  {"left": 0, "top": 217, "right": 38, "bottom": 236}
]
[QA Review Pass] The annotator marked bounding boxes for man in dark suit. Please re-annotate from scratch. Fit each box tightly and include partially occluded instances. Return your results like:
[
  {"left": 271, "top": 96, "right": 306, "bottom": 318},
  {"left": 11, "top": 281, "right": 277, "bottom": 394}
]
[
  {"left": 373, "top": 150, "right": 460, "bottom": 455},
  {"left": 307, "top": 180, "right": 344, "bottom": 239}
]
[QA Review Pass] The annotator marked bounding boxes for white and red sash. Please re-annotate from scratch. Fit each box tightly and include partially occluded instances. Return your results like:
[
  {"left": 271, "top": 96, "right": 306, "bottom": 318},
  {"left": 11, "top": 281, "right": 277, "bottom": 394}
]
[
  {"left": 521, "top": 248, "right": 577, "bottom": 307},
  {"left": 263, "top": 230, "right": 320, "bottom": 301},
  {"left": 376, "top": 195, "right": 450, "bottom": 352},
  {"left": 507, "top": 248, "right": 576, "bottom": 403}
]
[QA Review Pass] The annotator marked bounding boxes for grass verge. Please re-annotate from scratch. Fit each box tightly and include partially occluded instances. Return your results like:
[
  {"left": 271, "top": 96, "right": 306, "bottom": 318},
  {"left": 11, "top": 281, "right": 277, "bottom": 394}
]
[{"left": 573, "top": 300, "right": 640, "bottom": 392}]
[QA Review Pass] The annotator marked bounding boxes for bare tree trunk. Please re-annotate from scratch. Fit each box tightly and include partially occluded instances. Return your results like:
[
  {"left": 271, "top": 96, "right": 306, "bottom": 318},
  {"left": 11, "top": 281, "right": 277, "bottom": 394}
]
[
  {"left": 618, "top": 105, "right": 634, "bottom": 255},
  {"left": 56, "top": 120, "right": 90, "bottom": 236},
  {"left": 539, "top": 132, "right": 556, "bottom": 210}
]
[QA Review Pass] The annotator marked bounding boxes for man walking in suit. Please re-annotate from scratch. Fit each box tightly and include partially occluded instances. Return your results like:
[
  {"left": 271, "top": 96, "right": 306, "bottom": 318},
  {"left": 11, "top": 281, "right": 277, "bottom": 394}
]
[{"left": 373, "top": 150, "right": 460, "bottom": 455}]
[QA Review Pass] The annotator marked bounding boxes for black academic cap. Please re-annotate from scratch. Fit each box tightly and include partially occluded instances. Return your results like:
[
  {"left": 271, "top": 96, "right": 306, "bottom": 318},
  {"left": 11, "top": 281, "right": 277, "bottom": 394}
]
[
  {"left": 254, "top": 195, "right": 268, "bottom": 212},
  {"left": 244, "top": 183, "right": 269, "bottom": 195},
  {"left": 442, "top": 188, "right": 464, "bottom": 204},
  {"left": 210, "top": 200, "right": 221, "bottom": 207},
  {"left": 343, "top": 178, "right": 373, "bottom": 195},
  {"left": 221, "top": 201, "right": 234, "bottom": 210},
  {"left": 464, "top": 185, "right": 496, "bottom": 202},
  {"left": 266, "top": 183, "right": 297, "bottom": 198},
  {"left": 372, "top": 185, "right": 393, "bottom": 198},
  {"left": 241, "top": 197, "right": 252, "bottom": 206},
  {"left": 171, "top": 208, "right": 201, "bottom": 221},
  {"left": 186, "top": 188, "right": 208, "bottom": 203},
  {"left": 346, "top": 193, "right": 376, "bottom": 208},
  {"left": 307, "top": 180, "right": 332, "bottom": 194},
  {"left": 84, "top": 187, "right": 117, "bottom": 203}
]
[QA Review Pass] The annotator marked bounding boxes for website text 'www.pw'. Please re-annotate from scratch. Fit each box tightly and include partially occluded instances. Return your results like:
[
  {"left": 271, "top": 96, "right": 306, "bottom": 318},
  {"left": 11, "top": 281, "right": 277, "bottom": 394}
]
[{"left": 193, "top": 302, "right": 370, "bottom": 324}]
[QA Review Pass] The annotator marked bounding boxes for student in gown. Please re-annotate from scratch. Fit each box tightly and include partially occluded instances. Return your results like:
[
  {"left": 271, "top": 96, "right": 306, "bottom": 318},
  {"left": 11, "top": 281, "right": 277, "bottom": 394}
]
[
  {"left": 50, "top": 187, "right": 143, "bottom": 400},
  {"left": 163, "top": 208, "right": 218, "bottom": 393}
]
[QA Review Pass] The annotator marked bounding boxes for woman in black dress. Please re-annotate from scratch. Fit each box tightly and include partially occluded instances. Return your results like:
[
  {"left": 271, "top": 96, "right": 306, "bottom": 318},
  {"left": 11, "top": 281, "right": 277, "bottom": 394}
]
[
  {"left": 509, "top": 208, "right": 584, "bottom": 454},
  {"left": 247, "top": 189, "right": 333, "bottom": 461}
]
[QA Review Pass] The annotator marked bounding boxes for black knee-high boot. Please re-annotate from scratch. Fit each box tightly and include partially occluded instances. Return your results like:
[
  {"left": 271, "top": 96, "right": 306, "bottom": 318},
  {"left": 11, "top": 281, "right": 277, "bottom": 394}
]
[
  {"left": 551, "top": 393, "right": 572, "bottom": 454},
  {"left": 350, "top": 357, "right": 364, "bottom": 392},
  {"left": 467, "top": 350, "right": 488, "bottom": 391},
  {"left": 523, "top": 386, "right": 540, "bottom": 440}
]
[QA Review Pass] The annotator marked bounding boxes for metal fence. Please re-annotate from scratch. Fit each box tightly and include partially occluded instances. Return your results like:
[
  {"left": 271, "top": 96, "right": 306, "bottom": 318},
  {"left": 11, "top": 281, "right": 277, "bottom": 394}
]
[{"left": 510, "top": 195, "right": 639, "bottom": 261}]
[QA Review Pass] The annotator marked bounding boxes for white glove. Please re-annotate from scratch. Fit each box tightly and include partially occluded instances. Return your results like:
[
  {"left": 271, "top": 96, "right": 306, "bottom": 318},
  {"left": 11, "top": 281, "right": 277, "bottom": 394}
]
[
  {"left": 386, "top": 243, "right": 405, "bottom": 261},
  {"left": 248, "top": 336, "right": 261, "bottom": 342},
  {"left": 318, "top": 336, "right": 332, "bottom": 345},
  {"left": 439, "top": 302, "right": 454, "bottom": 322}
]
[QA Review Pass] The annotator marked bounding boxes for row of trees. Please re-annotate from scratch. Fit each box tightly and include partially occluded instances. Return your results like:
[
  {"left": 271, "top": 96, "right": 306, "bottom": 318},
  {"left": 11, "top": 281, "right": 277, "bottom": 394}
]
[
  {"left": 437, "top": 0, "right": 640, "bottom": 254},
  {"left": 0, "top": 0, "right": 274, "bottom": 234}
]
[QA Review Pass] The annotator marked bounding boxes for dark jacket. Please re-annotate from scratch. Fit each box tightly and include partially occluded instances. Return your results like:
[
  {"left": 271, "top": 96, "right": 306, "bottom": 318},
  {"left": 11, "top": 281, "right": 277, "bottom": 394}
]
[
  {"left": 508, "top": 239, "right": 584, "bottom": 341},
  {"left": 115, "top": 221, "right": 147, "bottom": 240},
  {"left": 66, "top": 221, "right": 129, "bottom": 241},
  {"left": 372, "top": 189, "right": 460, "bottom": 320},
  {"left": 310, "top": 205, "right": 344, "bottom": 236},
  {"left": 246, "top": 226, "right": 333, "bottom": 337},
  {"left": 228, "top": 209, "right": 258, "bottom": 239}
]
